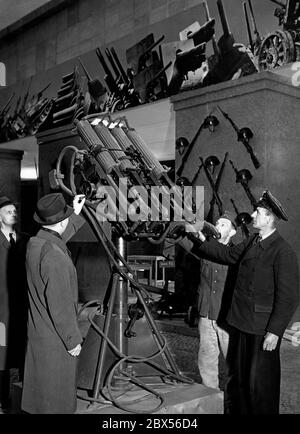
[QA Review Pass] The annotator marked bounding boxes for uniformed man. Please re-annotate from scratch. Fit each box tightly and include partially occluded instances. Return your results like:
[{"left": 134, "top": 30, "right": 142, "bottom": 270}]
[
  {"left": 195, "top": 212, "right": 237, "bottom": 391},
  {"left": 185, "top": 190, "right": 299, "bottom": 414}
]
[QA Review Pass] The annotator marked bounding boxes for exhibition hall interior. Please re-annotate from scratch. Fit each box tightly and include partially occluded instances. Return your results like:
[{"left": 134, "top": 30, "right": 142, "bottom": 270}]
[{"left": 0, "top": 0, "right": 299, "bottom": 415}]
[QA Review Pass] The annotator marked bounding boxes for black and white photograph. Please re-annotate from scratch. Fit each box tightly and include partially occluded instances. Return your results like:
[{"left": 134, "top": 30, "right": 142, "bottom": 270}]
[{"left": 0, "top": 0, "right": 299, "bottom": 418}]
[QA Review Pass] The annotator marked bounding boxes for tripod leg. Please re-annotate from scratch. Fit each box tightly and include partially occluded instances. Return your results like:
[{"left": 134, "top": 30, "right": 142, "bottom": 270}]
[
  {"left": 92, "top": 272, "right": 119, "bottom": 400},
  {"left": 133, "top": 286, "right": 181, "bottom": 377}
]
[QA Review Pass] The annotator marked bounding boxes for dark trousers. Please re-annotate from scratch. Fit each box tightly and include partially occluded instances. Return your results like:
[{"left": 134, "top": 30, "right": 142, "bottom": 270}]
[
  {"left": 0, "top": 370, "right": 10, "bottom": 408},
  {"left": 225, "top": 329, "right": 281, "bottom": 414}
]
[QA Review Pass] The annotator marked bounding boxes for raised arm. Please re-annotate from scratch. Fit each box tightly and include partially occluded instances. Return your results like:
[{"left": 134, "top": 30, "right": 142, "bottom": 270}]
[
  {"left": 62, "top": 195, "right": 86, "bottom": 242},
  {"left": 189, "top": 235, "right": 251, "bottom": 266}
]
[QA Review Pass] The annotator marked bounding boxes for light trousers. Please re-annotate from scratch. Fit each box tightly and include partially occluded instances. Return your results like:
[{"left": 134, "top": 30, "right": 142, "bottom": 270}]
[{"left": 198, "top": 316, "right": 230, "bottom": 389}]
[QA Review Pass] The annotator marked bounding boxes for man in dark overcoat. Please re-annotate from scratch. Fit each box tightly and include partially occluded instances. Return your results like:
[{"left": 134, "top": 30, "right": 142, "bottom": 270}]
[
  {"left": 184, "top": 190, "right": 299, "bottom": 414},
  {"left": 21, "top": 193, "right": 86, "bottom": 414},
  {"left": 0, "top": 196, "right": 30, "bottom": 409}
]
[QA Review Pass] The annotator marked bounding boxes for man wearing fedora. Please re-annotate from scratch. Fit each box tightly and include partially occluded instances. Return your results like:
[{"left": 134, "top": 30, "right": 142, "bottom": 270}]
[
  {"left": 21, "top": 193, "right": 86, "bottom": 414},
  {"left": 0, "top": 196, "right": 30, "bottom": 410},
  {"left": 184, "top": 190, "right": 299, "bottom": 414}
]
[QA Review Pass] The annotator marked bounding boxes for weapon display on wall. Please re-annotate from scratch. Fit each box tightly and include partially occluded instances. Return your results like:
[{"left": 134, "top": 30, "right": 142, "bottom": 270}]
[
  {"left": 230, "top": 198, "right": 252, "bottom": 238},
  {"left": 200, "top": 155, "right": 224, "bottom": 220},
  {"left": 217, "top": 105, "right": 260, "bottom": 169},
  {"left": 203, "top": 152, "right": 228, "bottom": 223},
  {"left": 230, "top": 159, "right": 257, "bottom": 209},
  {"left": 176, "top": 114, "right": 219, "bottom": 178}
]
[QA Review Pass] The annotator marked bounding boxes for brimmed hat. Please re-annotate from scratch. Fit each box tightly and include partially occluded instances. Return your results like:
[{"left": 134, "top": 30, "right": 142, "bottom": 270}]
[
  {"left": 34, "top": 193, "right": 73, "bottom": 225},
  {"left": 0, "top": 196, "right": 13, "bottom": 210},
  {"left": 218, "top": 210, "right": 237, "bottom": 229},
  {"left": 256, "top": 190, "right": 288, "bottom": 221}
]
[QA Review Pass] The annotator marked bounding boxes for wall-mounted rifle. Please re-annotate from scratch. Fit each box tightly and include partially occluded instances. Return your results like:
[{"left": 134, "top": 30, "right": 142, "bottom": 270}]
[
  {"left": 230, "top": 198, "right": 252, "bottom": 238},
  {"left": 176, "top": 114, "right": 217, "bottom": 177},
  {"left": 200, "top": 155, "right": 224, "bottom": 219},
  {"left": 218, "top": 105, "right": 260, "bottom": 169},
  {"left": 205, "top": 152, "right": 228, "bottom": 223},
  {"left": 230, "top": 160, "right": 257, "bottom": 209}
]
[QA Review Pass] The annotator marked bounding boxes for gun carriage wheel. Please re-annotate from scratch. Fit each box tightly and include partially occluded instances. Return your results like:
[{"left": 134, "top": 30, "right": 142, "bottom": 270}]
[{"left": 258, "top": 30, "right": 295, "bottom": 71}]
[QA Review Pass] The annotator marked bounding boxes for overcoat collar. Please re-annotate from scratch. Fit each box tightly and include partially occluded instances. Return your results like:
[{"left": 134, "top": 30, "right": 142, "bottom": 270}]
[
  {"left": 0, "top": 229, "right": 19, "bottom": 249},
  {"left": 37, "top": 228, "right": 69, "bottom": 255}
]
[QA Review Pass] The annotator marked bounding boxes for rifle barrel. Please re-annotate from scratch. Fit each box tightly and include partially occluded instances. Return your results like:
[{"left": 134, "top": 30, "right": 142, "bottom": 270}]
[
  {"left": 78, "top": 58, "right": 92, "bottom": 81},
  {"left": 270, "top": 0, "right": 286, "bottom": 8},
  {"left": 110, "top": 47, "right": 130, "bottom": 85},
  {"left": 248, "top": 0, "right": 260, "bottom": 39},
  {"left": 243, "top": 2, "right": 254, "bottom": 49},
  {"left": 0, "top": 93, "right": 15, "bottom": 116},
  {"left": 201, "top": 156, "right": 224, "bottom": 213},
  {"left": 215, "top": 152, "right": 228, "bottom": 191},
  {"left": 105, "top": 49, "right": 121, "bottom": 80},
  {"left": 203, "top": 1, "right": 219, "bottom": 56},
  {"left": 217, "top": 0, "right": 230, "bottom": 37}
]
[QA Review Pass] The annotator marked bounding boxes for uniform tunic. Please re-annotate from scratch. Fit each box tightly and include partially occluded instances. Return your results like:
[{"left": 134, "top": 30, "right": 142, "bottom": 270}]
[
  {"left": 191, "top": 231, "right": 299, "bottom": 414},
  {"left": 191, "top": 231, "right": 299, "bottom": 336},
  {"left": 21, "top": 215, "right": 84, "bottom": 414}
]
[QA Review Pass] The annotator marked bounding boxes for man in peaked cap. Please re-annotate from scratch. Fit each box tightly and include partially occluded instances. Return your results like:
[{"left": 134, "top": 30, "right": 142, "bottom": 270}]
[
  {"left": 0, "top": 196, "right": 30, "bottom": 411},
  {"left": 21, "top": 193, "right": 86, "bottom": 414},
  {"left": 184, "top": 190, "right": 299, "bottom": 414}
]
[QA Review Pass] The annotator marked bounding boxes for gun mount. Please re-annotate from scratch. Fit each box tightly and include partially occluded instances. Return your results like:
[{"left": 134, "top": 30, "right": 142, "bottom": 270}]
[
  {"left": 51, "top": 113, "right": 205, "bottom": 412},
  {"left": 202, "top": 0, "right": 257, "bottom": 87},
  {"left": 258, "top": 0, "right": 300, "bottom": 71}
]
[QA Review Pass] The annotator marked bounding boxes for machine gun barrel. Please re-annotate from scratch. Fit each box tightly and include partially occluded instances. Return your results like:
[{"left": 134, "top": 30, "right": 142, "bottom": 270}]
[
  {"left": 270, "top": 0, "right": 286, "bottom": 8},
  {"left": 105, "top": 48, "right": 122, "bottom": 82},
  {"left": 139, "top": 35, "right": 165, "bottom": 66},
  {"left": 248, "top": 0, "right": 261, "bottom": 46},
  {"left": 96, "top": 48, "right": 120, "bottom": 96},
  {"left": 21, "top": 78, "right": 32, "bottom": 111},
  {"left": 147, "top": 61, "right": 172, "bottom": 89},
  {"left": 217, "top": 0, "right": 231, "bottom": 37},
  {"left": 218, "top": 106, "right": 260, "bottom": 169},
  {"left": 78, "top": 57, "right": 92, "bottom": 81},
  {"left": 38, "top": 82, "right": 52, "bottom": 97},
  {"left": 203, "top": 0, "right": 219, "bottom": 56},
  {"left": 0, "top": 93, "right": 15, "bottom": 117},
  {"left": 243, "top": 2, "right": 254, "bottom": 50},
  {"left": 110, "top": 47, "right": 130, "bottom": 86}
]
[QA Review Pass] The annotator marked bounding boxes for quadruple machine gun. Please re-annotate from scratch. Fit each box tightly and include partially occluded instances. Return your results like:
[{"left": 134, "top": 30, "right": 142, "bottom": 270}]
[{"left": 51, "top": 113, "right": 219, "bottom": 413}]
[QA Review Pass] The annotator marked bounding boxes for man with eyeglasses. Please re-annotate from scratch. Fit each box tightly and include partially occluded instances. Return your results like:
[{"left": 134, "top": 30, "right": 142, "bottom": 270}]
[{"left": 0, "top": 196, "right": 30, "bottom": 411}]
